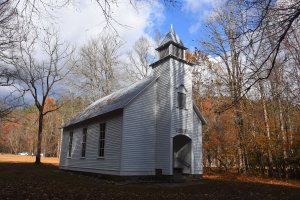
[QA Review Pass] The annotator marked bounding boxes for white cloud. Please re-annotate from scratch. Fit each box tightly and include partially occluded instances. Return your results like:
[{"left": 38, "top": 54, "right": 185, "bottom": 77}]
[
  {"left": 0, "top": 1, "right": 166, "bottom": 100},
  {"left": 189, "top": 22, "right": 201, "bottom": 34},
  {"left": 51, "top": 0, "right": 165, "bottom": 51},
  {"left": 183, "top": 0, "right": 219, "bottom": 13},
  {"left": 12, "top": 0, "right": 166, "bottom": 67},
  {"left": 182, "top": 0, "right": 222, "bottom": 34}
]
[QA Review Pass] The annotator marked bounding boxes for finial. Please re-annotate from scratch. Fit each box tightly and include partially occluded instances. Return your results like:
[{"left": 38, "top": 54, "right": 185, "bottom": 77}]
[{"left": 170, "top": 24, "right": 174, "bottom": 32}]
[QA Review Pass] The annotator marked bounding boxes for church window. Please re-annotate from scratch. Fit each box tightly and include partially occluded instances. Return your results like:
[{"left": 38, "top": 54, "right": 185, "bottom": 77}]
[
  {"left": 98, "top": 123, "right": 106, "bottom": 157},
  {"left": 177, "top": 84, "right": 187, "bottom": 109},
  {"left": 68, "top": 131, "right": 73, "bottom": 158},
  {"left": 81, "top": 128, "right": 87, "bottom": 157},
  {"left": 178, "top": 92, "right": 186, "bottom": 109}
]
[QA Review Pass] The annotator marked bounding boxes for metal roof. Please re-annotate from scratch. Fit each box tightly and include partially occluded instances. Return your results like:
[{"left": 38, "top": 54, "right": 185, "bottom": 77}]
[
  {"left": 64, "top": 76, "right": 157, "bottom": 128},
  {"left": 193, "top": 102, "right": 207, "bottom": 125},
  {"left": 156, "top": 25, "right": 187, "bottom": 50}
]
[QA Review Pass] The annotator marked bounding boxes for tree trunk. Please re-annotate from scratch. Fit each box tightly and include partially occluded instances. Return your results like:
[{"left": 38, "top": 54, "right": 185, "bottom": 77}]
[
  {"left": 258, "top": 80, "right": 273, "bottom": 176},
  {"left": 35, "top": 111, "right": 44, "bottom": 164},
  {"left": 234, "top": 106, "right": 246, "bottom": 173},
  {"left": 278, "top": 99, "right": 288, "bottom": 160},
  {"left": 288, "top": 115, "right": 293, "bottom": 148}
]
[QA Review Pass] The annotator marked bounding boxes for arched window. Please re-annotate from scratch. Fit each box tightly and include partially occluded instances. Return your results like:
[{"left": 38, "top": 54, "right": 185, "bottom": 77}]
[{"left": 177, "top": 84, "right": 187, "bottom": 109}]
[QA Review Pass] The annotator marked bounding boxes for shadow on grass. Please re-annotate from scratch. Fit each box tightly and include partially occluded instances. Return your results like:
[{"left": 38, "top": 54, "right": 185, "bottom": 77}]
[{"left": 0, "top": 162, "right": 300, "bottom": 200}]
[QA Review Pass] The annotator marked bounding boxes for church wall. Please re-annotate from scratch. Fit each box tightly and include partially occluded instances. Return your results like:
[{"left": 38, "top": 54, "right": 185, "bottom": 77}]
[
  {"left": 59, "top": 113, "right": 123, "bottom": 175},
  {"left": 59, "top": 130, "right": 69, "bottom": 166},
  {"left": 170, "top": 58, "right": 195, "bottom": 174},
  {"left": 153, "top": 60, "right": 172, "bottom": 175},
  {"left": 59, "top": 27, "right": 205, "bottom": 177},
  {"left": 120, "top": 80, "right": 156, "bottom": 175},
  {"left": 170, "top": 59, "right": 194, "bottom": 138},
  {"left": 193, "top": 111, "right": 203, "bottom": 174}
]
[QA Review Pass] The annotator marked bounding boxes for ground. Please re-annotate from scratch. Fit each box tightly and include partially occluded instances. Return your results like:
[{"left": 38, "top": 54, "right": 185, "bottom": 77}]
[{"left": 0, "top": 154, "right": 299, "bottom": 200}]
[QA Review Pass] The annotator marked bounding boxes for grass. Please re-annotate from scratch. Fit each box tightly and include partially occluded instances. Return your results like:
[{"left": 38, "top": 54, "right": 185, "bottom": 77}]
[
  {"left": 0, "top": 154, "right": 59, "bottom": 164},
  {"left": 0, "top": 154, "right": 300, "bottom": 200}
]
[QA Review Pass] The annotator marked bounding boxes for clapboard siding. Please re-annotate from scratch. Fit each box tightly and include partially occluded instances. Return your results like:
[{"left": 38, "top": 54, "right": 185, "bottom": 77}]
[
  {"left": 170, "top": 58, "right": 194, "bottom": 138},
  {"left": 59, "top": 130, "right": 69, "bottom": 165},
  {"left": 170, "top": 58, "right": 203, "bottom": 175},
  {"left": 153, "top": 60, "right": 172, "bottom": 175},
  {"left": 121, "top": 80, "right": 156, "bottom": 175},
  {"left": 193, "top": 111, "right": 203, "bottom": 174},
  {"left": 59, "top": 113, "right": 123, "bottom": 175},
  {"left": 59, "top": 29, "right": 205, "bottom": 176}
]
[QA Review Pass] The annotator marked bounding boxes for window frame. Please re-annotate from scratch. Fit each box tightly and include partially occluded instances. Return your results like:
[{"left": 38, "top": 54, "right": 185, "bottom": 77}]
[
  {"left": 177, "top": 92, "right": 187, "bottom": 109},
  {"left": 81, "top": 128, "right": 87, "bottom": 158},
  {"left": 98, "top": 123, "right": 106, "bottom": 158},
  {"left": 67, "top": 131, "right": 73, "bottom": 158}
]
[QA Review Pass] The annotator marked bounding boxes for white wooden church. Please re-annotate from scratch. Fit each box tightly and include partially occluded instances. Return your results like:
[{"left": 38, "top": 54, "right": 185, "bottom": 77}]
[{"left": 59, "top": 26, "right": 206, "bottom": 177}]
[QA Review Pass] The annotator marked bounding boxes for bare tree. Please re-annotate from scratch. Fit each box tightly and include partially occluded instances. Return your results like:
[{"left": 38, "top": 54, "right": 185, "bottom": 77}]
[
  {"left": 0, "top": 0, "right": 17, "bottom": 64},
  {"left": 283, "top": 26, "right": 300, "bottom": 105},
  {"left": 71, "top": 33, "right": 122, "bottom": 101},
  {"left": 200, "top": 4, "right": 249, "bottom": 172},
  {"left": 0, "top": 99, "right": 13, "bottom": 121},
  {"left": 93, "top": 0, "right": 180, "bottom": 29},
  {"left": 227, "top": 0, "right": 300, "bottom": 92},
  {"left": 0, "top": 0, "right": 73, "bottom": 121},
  {"left": 126, "top": 36, "right": 154, "bottom": 81},
  {"left": 0, "top": 1, "right": 17, "bottom": 119},
  {"left": 10, "top": 28, "right": 73, "bottom": 164},
  {"left": 0, "top": 0, "right": 68, "bottom": 60}
]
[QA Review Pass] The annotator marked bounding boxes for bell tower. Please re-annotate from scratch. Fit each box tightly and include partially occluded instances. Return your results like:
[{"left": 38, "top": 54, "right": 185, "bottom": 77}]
[
  {"left": 156, "top": 25, "right": 187, "bottom": 60},
  {"left": 150, "top": 26, "right": 197, "bottom": 175}
]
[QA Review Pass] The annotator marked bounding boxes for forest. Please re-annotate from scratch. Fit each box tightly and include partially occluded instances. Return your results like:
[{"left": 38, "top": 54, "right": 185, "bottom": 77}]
[{"left": 0, "top": 0, "right": 299, "bottom": 179}]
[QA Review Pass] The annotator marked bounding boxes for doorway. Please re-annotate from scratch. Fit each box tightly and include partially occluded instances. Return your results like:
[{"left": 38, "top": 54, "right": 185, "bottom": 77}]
[{"left": 173, "top": 134, "right": 192, "bottom": 174}]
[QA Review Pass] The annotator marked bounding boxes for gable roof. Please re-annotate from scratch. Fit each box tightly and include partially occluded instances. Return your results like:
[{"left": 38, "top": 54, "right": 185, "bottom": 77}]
[
  {"left": 64, "top": 76, "right": 157, "bottom": 128},
  {"left": 156, "top": 25, "right": 187, "bottom": 51}
]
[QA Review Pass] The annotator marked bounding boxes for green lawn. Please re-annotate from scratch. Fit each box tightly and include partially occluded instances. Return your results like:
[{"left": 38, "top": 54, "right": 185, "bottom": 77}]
[{"left": 0, "top": 156, "right": 299, "bottom": 199}]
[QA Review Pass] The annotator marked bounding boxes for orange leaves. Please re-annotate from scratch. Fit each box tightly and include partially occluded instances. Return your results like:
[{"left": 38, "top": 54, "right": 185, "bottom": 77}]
[
  {"left": 185, "top": 51, "right": 209, "bottom": 64},
  {"left": 43, "top": 97, "right": 57, "bottom": 114},
  {"left": 203, "top": 100, "right": 212, "bottom": 111},
  {"left": 1, "top": 121, "right": 21, "bottom": 133}
]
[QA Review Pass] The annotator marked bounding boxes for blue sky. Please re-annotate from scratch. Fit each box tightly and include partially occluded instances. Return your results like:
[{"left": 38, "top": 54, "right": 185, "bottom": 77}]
[
  {"left": 50, "top": 0, "right": 219, "bottom": 53},
  {"left": 156, "top": 1, "right": 215, "bottom": 51}
]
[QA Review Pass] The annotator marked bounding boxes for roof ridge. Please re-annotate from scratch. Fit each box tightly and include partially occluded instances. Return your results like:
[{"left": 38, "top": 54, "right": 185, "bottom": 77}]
[
  {"left": 88, "top": 75, "right": 157, "bottom": 108},
  {"left": 64, "top": 76, "right": 157, "bottom": 128}
]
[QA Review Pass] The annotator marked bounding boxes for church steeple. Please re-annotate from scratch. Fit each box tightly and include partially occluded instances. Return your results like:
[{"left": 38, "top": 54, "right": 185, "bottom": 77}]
[
  {"left": 150, "top": 25, "right": 193, "bottom": 69},
  {"left": 157, "top": 25, "right": 186, "bottom": 50},
  {"left": 156, "top": 25, "right": 187, "bottom": 60}
]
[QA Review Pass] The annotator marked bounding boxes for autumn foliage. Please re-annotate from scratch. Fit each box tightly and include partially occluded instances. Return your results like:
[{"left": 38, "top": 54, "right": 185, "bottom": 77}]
[
  {"left": 188, "top": 49, "right": 300, "bottom": 179},
  {"left": 0, "top": 97, "right": 89, "bottom": 157}
]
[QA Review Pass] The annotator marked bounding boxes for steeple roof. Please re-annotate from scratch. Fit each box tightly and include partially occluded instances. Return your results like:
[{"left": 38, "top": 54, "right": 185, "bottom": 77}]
[{"left": 156, "top": 25, "right": 187, "bottom": 50}]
